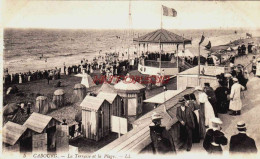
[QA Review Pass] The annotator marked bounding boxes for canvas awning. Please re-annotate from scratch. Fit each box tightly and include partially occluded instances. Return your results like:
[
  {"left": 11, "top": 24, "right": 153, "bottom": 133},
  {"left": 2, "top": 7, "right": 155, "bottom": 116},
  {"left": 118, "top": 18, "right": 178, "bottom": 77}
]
[
  {"left": 144, "top": 90, "right": 183, "bottom": 104},
  {"left": 133, "top": 29, "right": 192, "bottom": 44},
  {"left": 178, "top": 65, "right": 226, "bottom": 77}
]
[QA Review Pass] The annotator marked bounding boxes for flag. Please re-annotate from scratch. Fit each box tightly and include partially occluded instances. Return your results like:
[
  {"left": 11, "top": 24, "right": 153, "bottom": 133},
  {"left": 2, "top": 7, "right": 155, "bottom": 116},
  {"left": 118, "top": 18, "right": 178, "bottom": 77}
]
[
  {"left": 162, "top": 5, "right": 177, "bottom": 17},
  {"left": 199, "top": 35, "right": 205, "bottom": 45},
  {"left": 246, "top": 33, "right": 252, "bottom": 38}
]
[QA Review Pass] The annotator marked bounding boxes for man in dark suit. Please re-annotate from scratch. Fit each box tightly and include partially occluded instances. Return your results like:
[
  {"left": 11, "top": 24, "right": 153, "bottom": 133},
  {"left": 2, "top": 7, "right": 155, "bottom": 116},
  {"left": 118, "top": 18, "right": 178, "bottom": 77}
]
[
  {"left": 149, "top": 112, "right": 176, "bottom": 154},
  {"left": 229, "top": 121, "right": 258, "bottom": 154},
  {"left": 176, "top": 98, "right": 195, "bottom": 151}
]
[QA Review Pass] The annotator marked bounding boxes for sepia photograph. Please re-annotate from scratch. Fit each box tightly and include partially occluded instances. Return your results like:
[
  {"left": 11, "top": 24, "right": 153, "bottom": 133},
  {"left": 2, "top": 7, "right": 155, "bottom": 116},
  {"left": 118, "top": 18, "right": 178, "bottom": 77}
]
[{"left": 1, "top": 0, "right": 260, "bottom": 158}]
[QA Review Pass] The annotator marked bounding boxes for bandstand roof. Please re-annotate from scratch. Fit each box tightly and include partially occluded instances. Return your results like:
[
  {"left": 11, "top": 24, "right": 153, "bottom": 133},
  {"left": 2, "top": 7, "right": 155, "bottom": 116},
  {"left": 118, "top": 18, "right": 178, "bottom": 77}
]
[{"left": 133, "top": 29, "right": 192, "bottom": 44}]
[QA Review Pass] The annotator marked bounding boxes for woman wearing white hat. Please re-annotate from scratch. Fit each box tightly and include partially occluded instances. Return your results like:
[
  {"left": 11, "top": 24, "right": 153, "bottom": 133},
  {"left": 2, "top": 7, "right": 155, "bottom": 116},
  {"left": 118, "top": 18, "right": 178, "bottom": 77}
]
[
  {"left": 149, "top": 112, "right": 176, "bottom": 154},
  {"left": 195, "top": 86, "right": 215, "bottom": 128},
  {"left": 203, "top": 118, "right": 228, "bottom": 154}
]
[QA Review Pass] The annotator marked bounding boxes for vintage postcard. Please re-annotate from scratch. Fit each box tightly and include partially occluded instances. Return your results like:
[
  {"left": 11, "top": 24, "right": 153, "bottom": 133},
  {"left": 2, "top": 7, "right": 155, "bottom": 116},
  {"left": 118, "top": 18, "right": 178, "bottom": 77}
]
[{"left": 1, "top": 0, "right": 260, "bottom": 159}]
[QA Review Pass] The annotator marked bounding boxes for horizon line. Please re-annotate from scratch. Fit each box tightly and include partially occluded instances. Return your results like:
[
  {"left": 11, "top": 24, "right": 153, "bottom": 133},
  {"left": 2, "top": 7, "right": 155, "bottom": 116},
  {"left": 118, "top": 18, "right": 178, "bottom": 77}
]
[{"left": 4, "top": 27, "right": 260, "bottom": 31}]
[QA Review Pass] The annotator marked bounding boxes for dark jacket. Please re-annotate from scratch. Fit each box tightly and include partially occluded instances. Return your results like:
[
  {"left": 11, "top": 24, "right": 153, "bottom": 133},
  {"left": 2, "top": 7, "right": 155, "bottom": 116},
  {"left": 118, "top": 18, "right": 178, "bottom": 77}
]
[
  {"left": 204, "top": 86, "right": 217, "bottom": 104},
  {"left": 203, "top": 129, "right": 228, "bottom": 153},
  {"left": 176, "top": 106, "right": 195, "bottom": 129},
  {"left": 229, "top": 133, "right": 258, "bottom": 154},
  {"left": 149, "top": 124, "right": 176, "bottom": 154}
]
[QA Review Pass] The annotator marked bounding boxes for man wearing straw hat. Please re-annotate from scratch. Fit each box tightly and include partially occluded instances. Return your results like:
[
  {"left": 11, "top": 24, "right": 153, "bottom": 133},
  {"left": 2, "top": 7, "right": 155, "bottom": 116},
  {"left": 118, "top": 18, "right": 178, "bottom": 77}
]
[
  {"left": 203, "top": 118, "right": 228, "bottom": 154},
  {"left": 229, "top": 121, "right": 257, "bottom": 154},
  {"left": 229, "top": 78, "right": 245, "bottom": 116},
  {"left": 149, "top": 112, "right": 176, "bottom": 154},
  {"left": 176, "top": 98, "right": 195, "bottom": 151}
]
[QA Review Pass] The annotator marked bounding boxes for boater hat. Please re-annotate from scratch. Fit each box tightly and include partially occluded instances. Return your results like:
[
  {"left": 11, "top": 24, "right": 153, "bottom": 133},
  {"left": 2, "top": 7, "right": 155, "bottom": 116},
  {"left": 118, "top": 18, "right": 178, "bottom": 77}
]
[
  {"left": 224, "top": 73, "right": 232, "bottom": 78},
  {"left": 151, "top": 112, "right": 163, "bottom": 120},
  {"left": 237, "top": 121, "right": 246, "bottom": 129},
  {"left": 211, "top": 118, "right": 223, "bottom": 125}
]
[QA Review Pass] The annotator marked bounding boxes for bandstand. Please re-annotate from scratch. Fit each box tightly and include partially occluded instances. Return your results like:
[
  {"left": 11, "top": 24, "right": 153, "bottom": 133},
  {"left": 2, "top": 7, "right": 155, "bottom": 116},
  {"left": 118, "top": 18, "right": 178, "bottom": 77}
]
[{"left": 134, "top": 29, "right": 192, "bottom": 76}]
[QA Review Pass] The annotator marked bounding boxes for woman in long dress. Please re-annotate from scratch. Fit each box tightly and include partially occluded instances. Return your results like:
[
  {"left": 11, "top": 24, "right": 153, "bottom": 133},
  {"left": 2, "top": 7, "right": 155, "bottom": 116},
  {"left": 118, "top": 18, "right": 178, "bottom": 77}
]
[{"left": 195, "top": 86, "right": 215, "bottom": 128}]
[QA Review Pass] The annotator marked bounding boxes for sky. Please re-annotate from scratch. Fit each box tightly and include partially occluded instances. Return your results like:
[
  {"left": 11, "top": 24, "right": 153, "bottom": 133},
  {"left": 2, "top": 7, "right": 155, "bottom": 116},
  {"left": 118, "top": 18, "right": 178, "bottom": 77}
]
[{"left": 2, "top": 0, "right": 260, "bottom": 29}]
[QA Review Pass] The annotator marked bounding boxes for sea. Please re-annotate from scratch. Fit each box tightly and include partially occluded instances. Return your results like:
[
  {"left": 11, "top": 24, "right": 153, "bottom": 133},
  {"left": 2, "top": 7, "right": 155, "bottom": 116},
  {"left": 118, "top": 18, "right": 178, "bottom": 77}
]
[{"left": 3, "top": 28, "right": 260, "bottom": 74}]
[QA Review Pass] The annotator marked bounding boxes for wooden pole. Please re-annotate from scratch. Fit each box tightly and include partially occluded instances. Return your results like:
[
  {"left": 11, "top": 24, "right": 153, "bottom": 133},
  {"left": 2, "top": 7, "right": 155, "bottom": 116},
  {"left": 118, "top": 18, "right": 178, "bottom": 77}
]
[
  {"left": 198, "top": 44, "right": 201, "bottom": 86},
  {"left": 177, "top": 44, "right": 179, "bottom": 73},
  {"left": 118, "top": 118, "right": 121, "bottom": 138}
]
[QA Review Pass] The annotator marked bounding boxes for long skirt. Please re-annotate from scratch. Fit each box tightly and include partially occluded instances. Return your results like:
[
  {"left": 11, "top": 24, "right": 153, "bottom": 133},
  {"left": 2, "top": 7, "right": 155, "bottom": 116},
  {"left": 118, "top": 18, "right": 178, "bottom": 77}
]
[
  {"left": 205, "top": 101, "right": 215, "bottom": 127},
  {"left": 192, "top": 112, "right": 200, "bottom": 143},
  {"left": 199, "top": 104, "right": 206, "bottom": 139}
]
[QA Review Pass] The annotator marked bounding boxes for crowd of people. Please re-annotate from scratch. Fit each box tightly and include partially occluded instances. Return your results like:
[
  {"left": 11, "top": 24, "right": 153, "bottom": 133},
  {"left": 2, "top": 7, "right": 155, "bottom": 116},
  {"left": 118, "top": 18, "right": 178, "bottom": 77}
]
[
  {"left": 149, "top": 58, "right": 258, "bottom": 155},
  {"left": 150, "top": 80, "right": 257, "bottom": 155},
  {"left": 3, "top": 68, "right": 61, "bottom": 86}
]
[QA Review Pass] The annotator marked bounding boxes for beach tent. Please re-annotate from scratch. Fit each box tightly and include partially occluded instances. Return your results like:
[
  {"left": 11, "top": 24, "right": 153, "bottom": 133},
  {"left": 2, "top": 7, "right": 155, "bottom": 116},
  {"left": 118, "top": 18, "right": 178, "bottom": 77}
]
[
  {"left": 53, "top": 89, "right": 65, "bottom": 108},
  {"left": 35, "top": 96, "right": 50, "bottom": 114},
  {"left": 176, "top": 49, "right": 194, "bottom": 58},
  {"left": 75, "top": 74, "right": 96, "bottom": 88},
  {"left": 71, "top": 83, "right": 87, "bottom": 104}
]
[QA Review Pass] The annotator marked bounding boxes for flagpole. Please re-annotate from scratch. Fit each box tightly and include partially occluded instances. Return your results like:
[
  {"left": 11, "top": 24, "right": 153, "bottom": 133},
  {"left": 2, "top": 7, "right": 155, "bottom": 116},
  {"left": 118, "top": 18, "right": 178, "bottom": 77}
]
[
  {"left": 159, "top": 5, "right": 162, "bottom": 78},
  {"left": 161, "top": 5, "right": 163, "bottom": 30}
]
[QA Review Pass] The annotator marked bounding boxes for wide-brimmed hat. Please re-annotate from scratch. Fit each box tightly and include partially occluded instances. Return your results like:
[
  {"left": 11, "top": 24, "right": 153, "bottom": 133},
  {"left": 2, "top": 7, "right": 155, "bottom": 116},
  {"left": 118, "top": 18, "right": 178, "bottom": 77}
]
[
  {"left": 151, "top": 112, "right": 163, "bottom": 120},
  {"left": 195, "top": 86, "right": 203, "bottom": 91},
  {"left": 224, "top": 73, "right": 232, "bottom": 78},
  {"left": 237, "top": 121, "right": 246, "bottom": 129},
  {"left": 211, "top": 118, "right": 223, "bottom": 125}
]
